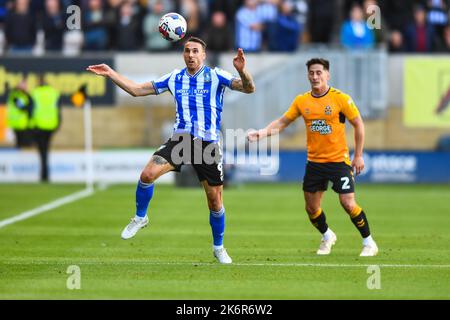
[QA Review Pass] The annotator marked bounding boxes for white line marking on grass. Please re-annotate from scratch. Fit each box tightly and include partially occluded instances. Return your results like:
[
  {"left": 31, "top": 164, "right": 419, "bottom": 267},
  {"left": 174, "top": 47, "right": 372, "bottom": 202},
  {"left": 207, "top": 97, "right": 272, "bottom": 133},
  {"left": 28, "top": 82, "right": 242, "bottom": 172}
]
[
  {"left": 0, "top": 188, "right": 94, "bottom": 229},
  {"left": 3, "top": 260, "right": 450, "bottom": 269}
]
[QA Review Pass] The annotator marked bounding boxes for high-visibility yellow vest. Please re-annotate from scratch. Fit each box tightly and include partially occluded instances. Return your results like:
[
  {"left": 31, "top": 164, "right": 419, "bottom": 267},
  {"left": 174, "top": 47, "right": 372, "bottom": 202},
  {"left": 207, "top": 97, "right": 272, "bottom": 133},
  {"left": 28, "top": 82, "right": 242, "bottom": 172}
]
[
  {"left": 6, "top": 89, "right": 30, "bottom": 130},
  {"left": 31, "top": 85, "right": 60, "bottom": 130}
]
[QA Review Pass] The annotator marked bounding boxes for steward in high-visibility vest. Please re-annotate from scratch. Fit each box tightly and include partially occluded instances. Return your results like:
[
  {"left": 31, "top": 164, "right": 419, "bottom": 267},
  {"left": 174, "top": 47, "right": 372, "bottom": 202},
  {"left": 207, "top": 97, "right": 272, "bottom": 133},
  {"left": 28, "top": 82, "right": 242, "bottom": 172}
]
[
  {"left": 30, "top": 85, "right": 61, "bottom": 131},
  {"left": 6, "top": 83, "right": 33, "bottom": 147},
  {"left": 30, "top": 82, "right": 61, "bottom": 182}
]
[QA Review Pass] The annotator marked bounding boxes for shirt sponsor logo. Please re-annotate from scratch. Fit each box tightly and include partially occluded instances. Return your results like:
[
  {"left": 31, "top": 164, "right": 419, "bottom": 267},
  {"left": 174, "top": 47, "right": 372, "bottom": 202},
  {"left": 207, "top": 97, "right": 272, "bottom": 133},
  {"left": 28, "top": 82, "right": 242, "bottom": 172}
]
[
  {"left": 310, "top": 119, "right": 332, "bottom": 135},
  {"left": 176, "top": 88, "right": 210, "bottom": 96}
]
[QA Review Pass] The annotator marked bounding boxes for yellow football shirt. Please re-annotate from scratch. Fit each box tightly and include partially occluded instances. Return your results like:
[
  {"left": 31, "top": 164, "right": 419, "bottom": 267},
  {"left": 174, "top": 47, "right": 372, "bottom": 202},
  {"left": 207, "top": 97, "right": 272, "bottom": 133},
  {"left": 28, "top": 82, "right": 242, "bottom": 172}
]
[{"left": 284, "top": 87, "right": 360, "bottom": 164}]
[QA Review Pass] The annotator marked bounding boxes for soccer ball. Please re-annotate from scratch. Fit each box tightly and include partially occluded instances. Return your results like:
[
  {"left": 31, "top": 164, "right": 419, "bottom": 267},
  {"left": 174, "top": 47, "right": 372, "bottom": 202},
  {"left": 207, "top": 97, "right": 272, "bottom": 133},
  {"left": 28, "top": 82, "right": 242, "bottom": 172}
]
[{"left": 158, "top": 13, "right": 187, "bottom": 42}]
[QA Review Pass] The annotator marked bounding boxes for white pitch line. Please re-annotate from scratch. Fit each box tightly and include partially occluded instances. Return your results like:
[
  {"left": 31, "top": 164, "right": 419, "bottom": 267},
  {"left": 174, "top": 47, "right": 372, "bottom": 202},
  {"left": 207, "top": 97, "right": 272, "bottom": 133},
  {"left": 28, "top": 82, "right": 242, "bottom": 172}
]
[
  {"left": 2, "top": 260, "right": 450, "bottom": 269},
  {"left": 0, "top": 188, "right": 94, "bottom": 229}
]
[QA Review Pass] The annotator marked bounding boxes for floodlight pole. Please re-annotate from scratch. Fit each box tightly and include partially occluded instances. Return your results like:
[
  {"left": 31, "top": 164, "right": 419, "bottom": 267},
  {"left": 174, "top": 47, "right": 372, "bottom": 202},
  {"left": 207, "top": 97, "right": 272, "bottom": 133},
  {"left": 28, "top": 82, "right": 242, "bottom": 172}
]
[{"left": 84, "top": 99, "right": 94, "bottom": 191}]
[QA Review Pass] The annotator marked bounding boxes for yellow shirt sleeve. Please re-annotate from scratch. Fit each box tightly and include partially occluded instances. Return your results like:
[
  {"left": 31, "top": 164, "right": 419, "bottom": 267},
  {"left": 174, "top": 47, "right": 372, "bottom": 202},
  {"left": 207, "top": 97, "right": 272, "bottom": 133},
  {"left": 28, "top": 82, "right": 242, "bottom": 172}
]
[
  {"left": 339, "top": 93, "right": 360, "bottom": 120},
  {"left": 284, "top": 95, "right": 302, "bottom": 121}
]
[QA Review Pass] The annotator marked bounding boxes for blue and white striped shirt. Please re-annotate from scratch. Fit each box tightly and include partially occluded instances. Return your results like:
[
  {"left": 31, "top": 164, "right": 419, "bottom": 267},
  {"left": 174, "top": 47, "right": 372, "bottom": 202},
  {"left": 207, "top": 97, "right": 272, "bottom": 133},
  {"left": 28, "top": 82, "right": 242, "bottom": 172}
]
[{"left": 152, "top": 65, "right": 236, "bottom": 142}]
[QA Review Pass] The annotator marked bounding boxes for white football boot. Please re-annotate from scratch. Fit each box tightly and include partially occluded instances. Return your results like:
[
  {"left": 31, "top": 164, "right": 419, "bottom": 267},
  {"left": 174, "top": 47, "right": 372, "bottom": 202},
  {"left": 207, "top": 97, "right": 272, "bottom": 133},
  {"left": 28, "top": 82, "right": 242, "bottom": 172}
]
[
  {"left": 213, "top": 247, "right": 233, "bottom": 264},
  {"left": 121, "top": 216, "right": 149, "bottom": 240},
  {"left": 360, "top": 241, "right": 379, "bottom": 257},
  {"left": 316, "top": 230, "right": 337, "bottom": 255}
]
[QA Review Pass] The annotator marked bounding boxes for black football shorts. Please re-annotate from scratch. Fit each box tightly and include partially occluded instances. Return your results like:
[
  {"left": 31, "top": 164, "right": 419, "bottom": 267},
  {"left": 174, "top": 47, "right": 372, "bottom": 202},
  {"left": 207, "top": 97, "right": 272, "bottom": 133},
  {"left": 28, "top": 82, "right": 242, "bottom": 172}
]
[
  {"left": 303, "top": 161, "right": 355, "bottom": 194},
  {"left": 153, "top": 133, "right": 224, "bottom": 186}
]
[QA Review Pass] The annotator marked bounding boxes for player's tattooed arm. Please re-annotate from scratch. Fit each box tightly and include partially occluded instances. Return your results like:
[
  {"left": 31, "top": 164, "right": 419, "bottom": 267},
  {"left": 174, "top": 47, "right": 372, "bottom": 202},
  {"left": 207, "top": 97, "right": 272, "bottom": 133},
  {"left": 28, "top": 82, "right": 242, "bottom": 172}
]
[
  {"left": 86, "top": 64, "right": 156, "bottom": 96},
  {"left": 231, "top": 48, "right": 255, "bottom": 93},
  {"left": 231, "top": 70, "right": 255, "bottom": 94},
  {"left": 151, "top": 155, "right": 169, "bottom": 165}
]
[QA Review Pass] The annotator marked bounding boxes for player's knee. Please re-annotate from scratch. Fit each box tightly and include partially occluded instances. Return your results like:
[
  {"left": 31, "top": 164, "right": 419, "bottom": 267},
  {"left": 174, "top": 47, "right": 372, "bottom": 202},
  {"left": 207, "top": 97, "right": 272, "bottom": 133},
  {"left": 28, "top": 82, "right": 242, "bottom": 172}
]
[
  {"left": 206, "top": 192, "right": 222, "bottom": 211},
  {"left": 140, "top": 170, "right": 158, "bottom": 184},
  {"left": 208, "top": 198, "right": 222, "bottom": 212},
  {"left": 305, "top": 204, "right": 319, "bottom": 217},
  {"left": 340, "top": 198, "right": 356, "bottom": 214},
  {"left": 210, "top": 201, "right": 222, "bottom": 212}
]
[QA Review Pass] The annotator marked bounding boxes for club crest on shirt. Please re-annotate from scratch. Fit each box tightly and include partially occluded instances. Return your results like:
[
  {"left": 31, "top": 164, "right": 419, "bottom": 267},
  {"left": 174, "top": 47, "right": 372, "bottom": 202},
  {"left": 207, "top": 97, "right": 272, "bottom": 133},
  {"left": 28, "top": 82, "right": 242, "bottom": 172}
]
[
  {"left": 204, "top": 71, "right": 211, "bottom": 82},
  {"left": 324, "top": 105, "right": 332, "bottom": 115}
]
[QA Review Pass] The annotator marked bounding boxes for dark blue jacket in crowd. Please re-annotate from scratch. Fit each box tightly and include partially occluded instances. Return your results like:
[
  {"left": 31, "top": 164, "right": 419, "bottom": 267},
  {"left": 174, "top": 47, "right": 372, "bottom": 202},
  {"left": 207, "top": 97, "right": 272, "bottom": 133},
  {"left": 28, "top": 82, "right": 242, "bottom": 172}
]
[{"left": 275, "top": 15, "right": 301, "bottom": 52}]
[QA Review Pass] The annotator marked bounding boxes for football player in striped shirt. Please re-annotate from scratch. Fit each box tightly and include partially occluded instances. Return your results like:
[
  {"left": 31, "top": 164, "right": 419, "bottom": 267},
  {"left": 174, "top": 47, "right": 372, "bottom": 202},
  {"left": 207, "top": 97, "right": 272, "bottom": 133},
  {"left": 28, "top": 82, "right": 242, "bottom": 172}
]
[
  {"left": 87, "top": 37, "right": 255, "bottom": 264},
  {"left": 247, "top": 58, "right": 378, "bottom": 257}
]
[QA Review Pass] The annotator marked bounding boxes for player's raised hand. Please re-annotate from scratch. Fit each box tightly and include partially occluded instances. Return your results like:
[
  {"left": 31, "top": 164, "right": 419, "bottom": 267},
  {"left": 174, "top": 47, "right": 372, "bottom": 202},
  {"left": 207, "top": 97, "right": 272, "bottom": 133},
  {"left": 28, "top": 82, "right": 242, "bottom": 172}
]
[
  {"left": 247, "top": 130, "right": 261, "bottom": 142},
  {"left": 233, "top": 48, "right": 246, "bottom": 73},
  {"left": 86, "top": 64, "right": 113, "bottom": 77},
  {"left": 352, "top": 156, "right": 365, "bottom": 175}
]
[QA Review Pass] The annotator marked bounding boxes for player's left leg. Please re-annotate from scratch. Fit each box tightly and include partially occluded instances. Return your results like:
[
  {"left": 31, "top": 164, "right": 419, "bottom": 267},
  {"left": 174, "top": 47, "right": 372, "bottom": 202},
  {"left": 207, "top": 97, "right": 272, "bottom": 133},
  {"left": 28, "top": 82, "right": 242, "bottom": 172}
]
[
  {"left": 339, "top": 193, "right": 378, "bottom": 257},
  {"left": 193, "top": 137, "right": 231, "bottom": 264},
  {"left": 304, "top": 191, "right": 337, "bottom": 255},
  {"left": 303, "top": 162, "right": 337, "bottom": 255},
  {"left": 201, "top": 181, "right": 232, "bottom": 264}
]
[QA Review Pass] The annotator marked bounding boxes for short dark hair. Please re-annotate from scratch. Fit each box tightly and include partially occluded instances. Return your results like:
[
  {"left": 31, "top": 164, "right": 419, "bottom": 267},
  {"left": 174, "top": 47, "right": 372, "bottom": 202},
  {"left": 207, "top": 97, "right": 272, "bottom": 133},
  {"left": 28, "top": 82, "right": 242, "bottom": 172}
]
[
  {"left": 306, "top": 58, "right": 330, "bottom": 71},
  {"left": 185, "top": 36, "right": 207, "bottom": 50}
]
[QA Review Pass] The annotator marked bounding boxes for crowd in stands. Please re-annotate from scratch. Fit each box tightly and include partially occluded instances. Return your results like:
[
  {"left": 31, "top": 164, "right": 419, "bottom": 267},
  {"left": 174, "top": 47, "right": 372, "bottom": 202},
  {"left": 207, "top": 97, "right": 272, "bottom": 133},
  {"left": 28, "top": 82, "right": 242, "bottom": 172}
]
[{"left": 0, "top": 0, "right": 449, "bottom": 55}]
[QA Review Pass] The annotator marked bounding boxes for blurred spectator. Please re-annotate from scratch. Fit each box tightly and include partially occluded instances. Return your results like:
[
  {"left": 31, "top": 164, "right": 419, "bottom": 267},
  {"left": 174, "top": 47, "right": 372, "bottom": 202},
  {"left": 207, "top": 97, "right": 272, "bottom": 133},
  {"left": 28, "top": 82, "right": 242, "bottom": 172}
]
[
  {"left": 307, "top": 0, "right": 336, "bottom": 43},
  {"left": 291, "top": 0, "right": 308, "bottom": 26},
  {"left": 5, "top": 0, "right": 37, "bottom": 52},
  {"left": 258, "top": 0, "right": 279, "bottom": 50},
  {"left": 61, "top": 0, "right": 78, "bottom": 7},
  {"left": 143, "top": 0, "right": 171, "bottom": 51},
  {"left": 29, "top": 0, "right": 44, "bottom": 15},
  {"left": 258, "top": 0, "right": 279, "bottom": 23},
  {"left": 42, "top": 0, "right": 65, "bottom": 51},
  {"left": 147, "top": 0, "right": 174, "bottom": 12},
  {"left": 205, "top": 11, "right": 233, "bottom": 66},
  {"left": 404, "top": 5, "right": 435, "bottom": 52},
  {"left": 235, "top": 0, "right": 263, "bottom": 52},
  {"left": 62, "top": 29, "right": 84, "bottom": 56},
  {"left": 435, "top": 24, "right": 450, "bottom": 52},
  {"left": 116, "top": 1, "right": 141, "bottom": 51},
  {"left": 104, "top": 0, "right": 121, "bottom": 49},
  {"left": 363, "top": 0, "right": 388, "bottom": 45},
  {"left": 426, "top": 0, "right": 448, "bottom": 39},
  {"left": 0, "top": 0, "right": 8, "bottom": 23},
  {"left": 177, "top": 0, "right": 204, "bottom": 38},
  {"left": 205, "top": 10, "right": 233, "bottom": 52},
  {"left": 209, "top": 0, "right": 243, "bottom": 24},
  {"left": 340, "top": 4, "right": 375, "bottom": 49},
  {"left": 271, "top": 0, "right": 301, "bottom": 52},
  {"left": 6, "top": 80, "right": 34, "bottom": 148},
  {"left": 381, "top": 0, "right": 414, "bottom": 32},
  {"left": 82, "top": 0, "right": 109, "bottom": 51},
  {"left": 388, "top": 30, "right": 406, "bottom": 52}
]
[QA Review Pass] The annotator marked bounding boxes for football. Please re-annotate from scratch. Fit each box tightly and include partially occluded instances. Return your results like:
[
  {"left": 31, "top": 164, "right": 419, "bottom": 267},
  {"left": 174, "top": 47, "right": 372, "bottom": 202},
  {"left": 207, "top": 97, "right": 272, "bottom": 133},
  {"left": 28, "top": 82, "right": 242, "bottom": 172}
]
[{"left": 158, "top": 13, "right": 187, "bottom": 42}]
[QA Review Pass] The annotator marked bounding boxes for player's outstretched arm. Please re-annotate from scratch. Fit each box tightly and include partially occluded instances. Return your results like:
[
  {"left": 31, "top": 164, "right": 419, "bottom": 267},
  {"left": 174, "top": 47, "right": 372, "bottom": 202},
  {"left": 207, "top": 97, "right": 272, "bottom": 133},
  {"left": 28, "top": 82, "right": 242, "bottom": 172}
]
[
  {"left": 349, "top": 115, "right": 365, "bottom": 175},
  {"left": 231, "top": 48, "right": 255, "bottom": 93},
  {"left": 247, "top": 116, "right": 293, "bottom": 142},
  {"left": 86, "top": 64, "right": 156, "bottom": 97}
]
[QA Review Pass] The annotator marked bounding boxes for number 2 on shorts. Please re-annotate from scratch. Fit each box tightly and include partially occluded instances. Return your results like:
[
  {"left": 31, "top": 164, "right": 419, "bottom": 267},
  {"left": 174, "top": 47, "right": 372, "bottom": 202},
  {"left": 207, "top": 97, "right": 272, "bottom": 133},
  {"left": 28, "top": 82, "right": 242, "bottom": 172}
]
[{"left": 341, "top": 177, "right": 350, "bottom": 190}]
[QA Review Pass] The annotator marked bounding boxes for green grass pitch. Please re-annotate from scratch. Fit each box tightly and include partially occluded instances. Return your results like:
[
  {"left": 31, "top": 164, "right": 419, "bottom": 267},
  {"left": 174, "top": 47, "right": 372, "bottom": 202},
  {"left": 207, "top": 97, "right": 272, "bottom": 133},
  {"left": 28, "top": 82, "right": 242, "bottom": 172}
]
[{"left": 0, "top": 183, "right": 449, "bottom": 299}]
